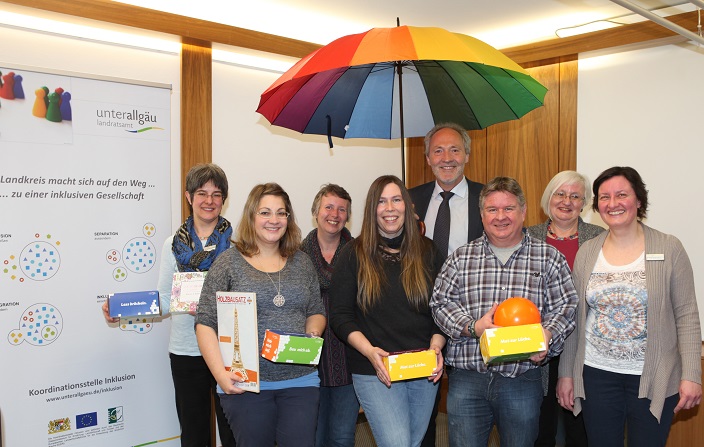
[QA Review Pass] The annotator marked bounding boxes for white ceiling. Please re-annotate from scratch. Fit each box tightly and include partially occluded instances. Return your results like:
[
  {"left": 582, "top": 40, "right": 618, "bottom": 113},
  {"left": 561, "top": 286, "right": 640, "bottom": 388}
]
[{"left": 116, "top": 0, "right": 696, "bottom": 49}]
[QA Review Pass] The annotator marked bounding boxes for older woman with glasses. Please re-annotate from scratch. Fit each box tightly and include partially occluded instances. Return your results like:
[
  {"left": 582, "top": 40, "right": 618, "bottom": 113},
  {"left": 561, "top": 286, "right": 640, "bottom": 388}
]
[
  {"left": 196, "top": 182, "right": 326, "bottom": 447},
  {"left": 527, "top": 170, "right": 604, "bottom": 447}
]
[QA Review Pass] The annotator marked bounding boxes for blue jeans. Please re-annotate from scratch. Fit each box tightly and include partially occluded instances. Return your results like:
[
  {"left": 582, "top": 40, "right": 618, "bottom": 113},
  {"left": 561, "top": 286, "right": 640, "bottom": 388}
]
[
  {"left": 352, "top": 374, "right": 439, "bottom": 447},
  {"left": 581, "top": 365, "right": 678, "bottom": 447},
  {"left": 219, "top": 386, "right": 319, "bottom": 447},
  {"left": 447, "top": 367, "right": 542, "bottom": 447},
  {"left": 315, "top": 384, "right": 360, "bottom": 447}
]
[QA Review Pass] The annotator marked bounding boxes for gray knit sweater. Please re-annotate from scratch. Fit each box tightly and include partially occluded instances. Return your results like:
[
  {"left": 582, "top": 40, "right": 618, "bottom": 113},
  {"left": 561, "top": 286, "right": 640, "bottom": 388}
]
[
  {"left": 559, "top": 224, "right": 702, "bottom": 421},
  {"left": 196, "top": 248, "right": 325, "bottom": 382}
]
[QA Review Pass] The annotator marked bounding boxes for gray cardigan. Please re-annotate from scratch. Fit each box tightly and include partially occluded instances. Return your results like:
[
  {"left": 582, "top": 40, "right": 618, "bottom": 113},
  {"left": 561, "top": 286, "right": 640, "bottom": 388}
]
[{"left": 558, "top": 224, "right": 702, "bottom": 421}]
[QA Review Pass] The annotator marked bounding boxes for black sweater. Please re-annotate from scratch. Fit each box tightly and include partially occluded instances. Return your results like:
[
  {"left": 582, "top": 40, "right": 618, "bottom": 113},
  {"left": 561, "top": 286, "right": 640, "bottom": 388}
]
[{"left": 329, "top": 238, "right": 444, "bottom": 375}]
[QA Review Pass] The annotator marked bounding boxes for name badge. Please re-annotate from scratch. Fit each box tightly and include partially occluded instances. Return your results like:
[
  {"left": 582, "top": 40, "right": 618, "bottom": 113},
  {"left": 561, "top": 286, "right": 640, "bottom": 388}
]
[
  {"left": 645, "top": 253, "right": 664, "bottom": 261},
  {"left": 204, "top": 245, "right": 216, "bottom": 252}
]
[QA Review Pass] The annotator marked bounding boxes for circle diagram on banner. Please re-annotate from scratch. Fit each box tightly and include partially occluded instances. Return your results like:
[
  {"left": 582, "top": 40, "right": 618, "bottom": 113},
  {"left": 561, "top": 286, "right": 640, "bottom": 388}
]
[
  {"left": 20, "top": 241, "right": 61, "bottom": 280},
  {"left": 8, "top": 303, "right": 63, "bottom": 346},
  {"left": 105, "top": 223, "right": 157, "bottom": 282},
  {"left": 122, "top": 236, "right": 156, "bottom": 273},
  {"left": 2, "top": 234, "right": 62, "bottom": 283}
]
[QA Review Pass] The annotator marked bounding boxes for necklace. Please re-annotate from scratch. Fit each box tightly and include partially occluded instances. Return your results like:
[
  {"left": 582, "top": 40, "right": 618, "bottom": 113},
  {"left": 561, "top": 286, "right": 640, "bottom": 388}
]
[
  {"left": 266, "top": 258, "right": 285, "bottom": 307},
  {"left": 547, "top": 220, "right": 579, "bottom": 241}
]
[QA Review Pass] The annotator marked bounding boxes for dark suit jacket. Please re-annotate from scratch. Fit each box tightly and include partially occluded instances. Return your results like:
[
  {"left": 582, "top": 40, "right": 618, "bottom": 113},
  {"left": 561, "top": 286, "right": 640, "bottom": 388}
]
[{"left": 409, "top": 177, "right": 485, "bottom": 245}]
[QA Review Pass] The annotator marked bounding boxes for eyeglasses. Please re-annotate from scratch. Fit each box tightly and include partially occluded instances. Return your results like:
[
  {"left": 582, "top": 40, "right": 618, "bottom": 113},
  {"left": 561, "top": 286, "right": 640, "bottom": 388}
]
[
  {"left": 194, "top": 190, "right": 224, "bottom": 201},
  {"left": 552, "top": 191, "right": 583, "bottom": 202},
  {"left": 256, "top": 209, "right": 290, "bottom": 220}
]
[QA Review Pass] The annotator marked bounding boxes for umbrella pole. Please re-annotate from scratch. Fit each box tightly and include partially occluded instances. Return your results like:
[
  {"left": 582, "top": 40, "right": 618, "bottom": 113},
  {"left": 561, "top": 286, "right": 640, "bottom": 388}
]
[{"left": 397, "top": 60, "right": 406, "bottom": 184}]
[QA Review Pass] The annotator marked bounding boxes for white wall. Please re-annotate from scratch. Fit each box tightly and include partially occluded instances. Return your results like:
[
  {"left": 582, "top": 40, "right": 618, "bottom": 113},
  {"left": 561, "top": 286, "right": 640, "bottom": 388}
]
[
  {"left": 577, "top": 41, "right": 704, "bottom": 336},
  {"left": 212, "top": 61, "right": 401, "bottom": 237}
]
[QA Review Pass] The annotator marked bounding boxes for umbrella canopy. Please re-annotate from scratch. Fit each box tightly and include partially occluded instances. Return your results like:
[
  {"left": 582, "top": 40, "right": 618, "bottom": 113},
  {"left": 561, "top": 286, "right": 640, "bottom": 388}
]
[{"left": 257, "top": 26, "right": 548, "bottom": 141}]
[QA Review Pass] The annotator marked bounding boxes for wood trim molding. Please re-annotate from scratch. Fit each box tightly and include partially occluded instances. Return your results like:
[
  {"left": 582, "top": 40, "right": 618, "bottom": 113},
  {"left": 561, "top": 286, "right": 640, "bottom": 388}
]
[
  {"left": 180, "top": 39, "right": 212, "bottom": 222},
  {"left": 503, "top": 10, "right": 699, "bottom": 65},
  {"left": 1, "top": 0, "right": 320, "bottom": 58},
  {"left": 3, "top": 1, "right": 700, "bottom": 64}
]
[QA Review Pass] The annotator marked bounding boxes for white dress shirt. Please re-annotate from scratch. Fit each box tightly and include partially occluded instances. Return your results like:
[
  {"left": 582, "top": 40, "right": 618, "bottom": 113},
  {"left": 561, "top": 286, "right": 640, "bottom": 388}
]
[{"left": 424, "top": 179, "right": 470, "bottom": 256}]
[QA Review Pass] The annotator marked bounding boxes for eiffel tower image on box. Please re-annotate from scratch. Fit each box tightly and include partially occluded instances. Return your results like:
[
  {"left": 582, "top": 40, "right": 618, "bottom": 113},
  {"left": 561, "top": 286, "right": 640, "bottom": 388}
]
[{"left": 230, "top": 308, "right": 249, "bottom": 381}]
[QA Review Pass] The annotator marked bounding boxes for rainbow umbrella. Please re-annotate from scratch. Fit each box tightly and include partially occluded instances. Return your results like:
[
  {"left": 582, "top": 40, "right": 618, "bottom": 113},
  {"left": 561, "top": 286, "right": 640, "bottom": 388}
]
[{"left": 257, "top": 26, "right": 547, "bottom": 177}]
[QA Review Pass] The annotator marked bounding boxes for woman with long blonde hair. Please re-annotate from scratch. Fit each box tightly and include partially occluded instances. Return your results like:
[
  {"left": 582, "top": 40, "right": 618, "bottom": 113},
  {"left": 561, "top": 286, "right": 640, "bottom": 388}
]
[{"left": 330, "top": 175, "right": 445, "bottom": 447}]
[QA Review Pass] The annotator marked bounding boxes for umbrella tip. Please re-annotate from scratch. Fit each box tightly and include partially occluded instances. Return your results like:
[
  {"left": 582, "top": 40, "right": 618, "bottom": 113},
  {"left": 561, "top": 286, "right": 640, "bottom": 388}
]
[{"left": 396, "top": 17, "right": 400, "bottom": 27}]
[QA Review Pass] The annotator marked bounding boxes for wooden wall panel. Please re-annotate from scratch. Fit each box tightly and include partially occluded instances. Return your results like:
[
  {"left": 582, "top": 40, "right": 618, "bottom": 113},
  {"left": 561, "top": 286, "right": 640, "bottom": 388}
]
[
  {"left": 558, "top": 57, "right": 578, "bottom": 173},
  {"left": 666, "top": 347, "right": 704, "bottom": 447},
  {"left": 486, "top": 63, "right": 561, "bottom": 227},
  {"left": 405, "top": 137, "right": 427, "bottom": 185},
  {"left": 180, "top": 38, "right": 213, "bottom": 222}
]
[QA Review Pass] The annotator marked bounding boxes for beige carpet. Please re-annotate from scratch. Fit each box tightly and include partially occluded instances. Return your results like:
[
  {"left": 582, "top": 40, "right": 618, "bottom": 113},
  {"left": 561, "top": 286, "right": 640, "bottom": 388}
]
[{"left": 354, "top": 412, "right": 501, "bottom": 447}]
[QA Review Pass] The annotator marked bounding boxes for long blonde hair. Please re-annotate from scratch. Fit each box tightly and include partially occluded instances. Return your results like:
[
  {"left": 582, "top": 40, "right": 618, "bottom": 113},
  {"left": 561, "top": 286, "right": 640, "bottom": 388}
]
[{"left": 354, "top": 175, "right": 433, "bottom": 313}]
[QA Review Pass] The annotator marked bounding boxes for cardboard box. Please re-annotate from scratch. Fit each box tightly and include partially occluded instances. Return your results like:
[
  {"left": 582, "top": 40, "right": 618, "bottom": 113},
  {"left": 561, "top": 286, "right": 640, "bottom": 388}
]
[
  {"left": 169, "top": 272, "right": 207, "bottom": 314},
  {"left": 480, "top": 323, "right": 546, "bottom": 364},
  {"left": 217, "top": 292, "right": 260, "bottom": 393},
  {"left": 383, "top": 349, "right": 437, "bottom": 381},
  {"left": 108, "top": 290, "right": 160, "bottom": 318},
  {"left": 261, "top": 329, "right": 323, "bottom": 365}
]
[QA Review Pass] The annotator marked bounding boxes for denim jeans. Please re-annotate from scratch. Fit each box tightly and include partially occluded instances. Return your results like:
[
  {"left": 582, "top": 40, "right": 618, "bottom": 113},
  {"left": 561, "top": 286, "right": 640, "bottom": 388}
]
[
  {"left": 447, "top": 367, "right": 542, "bottom": 447},
  {"left": 315, "top": 384, "right": 360, "bottom": 447},
  {"left": 352, "top": 374, "right": 439, "bottom": 447},
  {"left": 581, "top": 365, "right": 678, "bottom": 447}
]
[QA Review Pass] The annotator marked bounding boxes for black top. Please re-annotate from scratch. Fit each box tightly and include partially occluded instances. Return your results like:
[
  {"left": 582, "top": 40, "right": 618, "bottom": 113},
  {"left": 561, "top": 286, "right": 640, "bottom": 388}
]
[{"left": 329, "top": 238, "right": 445, "bottom": 375}]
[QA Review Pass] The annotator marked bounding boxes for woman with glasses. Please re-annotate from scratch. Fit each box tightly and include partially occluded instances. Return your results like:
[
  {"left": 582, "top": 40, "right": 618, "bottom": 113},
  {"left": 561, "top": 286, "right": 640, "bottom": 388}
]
[
  {"left": 557, "top": 167, "right": 701, "bottom": 446},
  {"left": 102, "top": 163, "right": 236, "bottom": 447},
  {"left": 527, "top": 170, "right": 604, "bottom": 447},
  {"left": 196, "top": 182, "right": 326, "bottom": 447},
  {"left": 329, "top": 175, "right": 445, "bottom": 447}
]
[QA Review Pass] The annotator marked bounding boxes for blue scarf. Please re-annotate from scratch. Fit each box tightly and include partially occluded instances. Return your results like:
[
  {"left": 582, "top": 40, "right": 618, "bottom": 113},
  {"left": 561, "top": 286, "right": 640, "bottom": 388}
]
[{"left": 172, "top": 216, "right": 232, "bottom": 272}]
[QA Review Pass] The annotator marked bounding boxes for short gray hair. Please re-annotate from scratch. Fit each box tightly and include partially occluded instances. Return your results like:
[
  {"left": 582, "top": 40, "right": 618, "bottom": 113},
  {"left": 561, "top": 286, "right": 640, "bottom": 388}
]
[
  {"left": 539, "top": 171, "right": 591, "bottom": 219},
  {"left": 424, "top": 123, "right": 471, "bottom": 156},
  {"left": 310, "top": 183, "right": 352, "bottom": 217}
]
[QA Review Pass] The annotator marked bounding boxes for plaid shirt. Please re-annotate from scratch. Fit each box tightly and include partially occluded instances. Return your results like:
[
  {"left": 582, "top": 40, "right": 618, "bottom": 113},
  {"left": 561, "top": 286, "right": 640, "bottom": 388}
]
[{"left": 430, "top": 232, "right": 577, "bottom": 378}]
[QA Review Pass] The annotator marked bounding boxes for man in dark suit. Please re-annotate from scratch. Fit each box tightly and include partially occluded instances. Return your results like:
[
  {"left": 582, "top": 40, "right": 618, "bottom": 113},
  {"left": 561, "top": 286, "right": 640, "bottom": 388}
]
[
  {"left": 409, "top": 123, "right": 484, "bottom": 447},
  {"left": 410, "top": 123, "right": 484, "bottom": 255}
]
